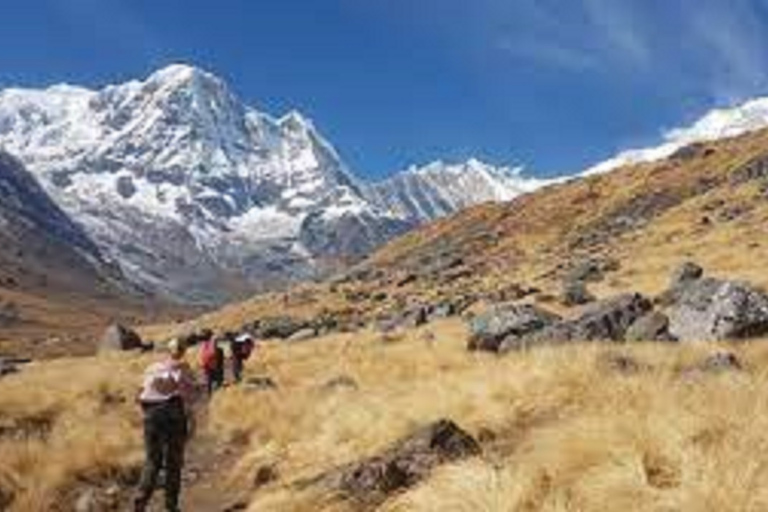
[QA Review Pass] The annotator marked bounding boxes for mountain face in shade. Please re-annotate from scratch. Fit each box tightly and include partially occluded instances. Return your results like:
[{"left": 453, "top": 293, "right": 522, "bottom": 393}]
[{"left": 0, "top": 151, "right": 123, "bottom": 294}]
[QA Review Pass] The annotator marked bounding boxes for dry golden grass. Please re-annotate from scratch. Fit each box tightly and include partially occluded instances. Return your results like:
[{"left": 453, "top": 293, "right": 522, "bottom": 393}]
[
  {"left": 8, "top": 130, "right": 768, "bottom": 510},
  {"left": 4, "top": 319, "right": 768, "bottom": 511}
]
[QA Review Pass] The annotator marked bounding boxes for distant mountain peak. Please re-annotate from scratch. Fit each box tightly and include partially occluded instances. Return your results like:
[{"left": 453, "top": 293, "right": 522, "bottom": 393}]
[
  {"left": 0, "top": 65, "right": 541, "bottom": 302},
  {"left": 584, "top": 96, "right": 768, "bottom": 176}
]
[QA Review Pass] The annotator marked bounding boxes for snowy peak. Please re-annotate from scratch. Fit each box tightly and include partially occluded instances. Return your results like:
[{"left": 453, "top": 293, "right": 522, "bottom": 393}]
[
  {"left": 0, "top": 65, "right": 543, "bottom": 302},
  {"left": 584, "top": 96, "right": 768, "bottom": 176},
  {"left": 366, "top": 158, "right": 548, "bottom": 223}
]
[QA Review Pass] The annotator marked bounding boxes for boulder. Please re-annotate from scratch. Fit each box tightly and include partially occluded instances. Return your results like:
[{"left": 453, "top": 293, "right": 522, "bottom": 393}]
[
  {"left": 0, "top": 359, "right": 18, "bottom": 378},
  {"left": 667, "top": 278, "right": 768, "bottom": 341},
  {"left": 99, "top": 324, "right": 143, "bottom": 352},
  {"left": 256, "top": 316, "right": 310, "bottom": 340},
  {"left": 561, "top": 280, "right": 595, "bottom": 307},
  {"left": 670, "top": 261, "right": 704, "bottom": 289},
  {"left": 319, "top": 419, "right": 480, "bottom": 505},
  {"left": 514, "top": 293, "right": 653, "bottom": 349},
  {"left": 468, "top": 304, "right": 561, "bottom": 352},
  {"left": 565, "top": 257, "right": 620, "bottom": 283},
  {"left": 625, "top": 312, "right": 676, "bottom": 342},
  {"left": 287, "top": 328, "right": 317, "bottom": 342}
]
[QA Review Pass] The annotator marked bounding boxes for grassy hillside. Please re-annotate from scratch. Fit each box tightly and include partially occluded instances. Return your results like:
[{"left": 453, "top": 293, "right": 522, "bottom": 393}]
[
  {"left": 2, "top": 321, "right": 768, "bottom": 510},
  {"left": 6, "top": 130, "right": 768, "bottom": 510}
]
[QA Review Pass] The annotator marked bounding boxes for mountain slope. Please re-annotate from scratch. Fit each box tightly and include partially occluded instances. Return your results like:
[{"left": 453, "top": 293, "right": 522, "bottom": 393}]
[
  {"left": 0, "top": 65, "right": 531, "bottom": 303},
  {"left": 0, "top": 151, "right": 182, "bottom": 356},
  {"left": 365, "top": 159, "right": 547, "bottom": 223}
]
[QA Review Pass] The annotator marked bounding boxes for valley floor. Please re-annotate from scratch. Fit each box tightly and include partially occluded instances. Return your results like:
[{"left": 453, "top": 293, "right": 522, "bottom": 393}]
[{"left": 2, "top": 319, "right": 768, "bottom": 511}]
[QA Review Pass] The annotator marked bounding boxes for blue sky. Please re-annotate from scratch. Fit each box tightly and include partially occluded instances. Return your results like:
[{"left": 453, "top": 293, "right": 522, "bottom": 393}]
[{"left": 3, "top": 0, "right": 768, "bottom": 179}]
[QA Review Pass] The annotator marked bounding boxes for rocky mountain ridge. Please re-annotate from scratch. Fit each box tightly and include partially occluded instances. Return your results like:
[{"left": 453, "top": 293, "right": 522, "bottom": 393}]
[{"left": 0, "top": 64, "right": 534, "bottom": 303}]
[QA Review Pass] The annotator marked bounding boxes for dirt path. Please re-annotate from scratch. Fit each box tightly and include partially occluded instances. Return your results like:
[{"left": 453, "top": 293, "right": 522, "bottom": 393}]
[{"left": 138, "top": 408, "right": 252, "bottom": 512}]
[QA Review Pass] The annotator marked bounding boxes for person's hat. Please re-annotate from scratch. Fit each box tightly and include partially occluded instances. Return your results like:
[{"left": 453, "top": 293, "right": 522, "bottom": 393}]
[
  {"left": 167, "top": 338, "right": 187, "bottom": 355},
  {"left": 235, "top": 333, "right": 253, "bottom": 343}
]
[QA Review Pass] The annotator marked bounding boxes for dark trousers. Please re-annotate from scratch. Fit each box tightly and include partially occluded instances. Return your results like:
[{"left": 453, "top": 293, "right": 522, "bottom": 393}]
[
  {"left": 232, "top": 356, "right": 244, "bottom": 383},
  {"left": 205, "top": 368, "right": 224, "bottom": 394},
  {"left": 135, "top": 397, "right": 188, "bottom": 511}
]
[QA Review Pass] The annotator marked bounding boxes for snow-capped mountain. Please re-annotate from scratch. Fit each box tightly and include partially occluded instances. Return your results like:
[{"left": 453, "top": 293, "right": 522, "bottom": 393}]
[
  {"left": 584, "top": 97, "right": 768, "bottom": 176},
  {"left": 366, "top": 159, "right": 548, "bottom": 223},
  {"left": 0, "top": 65, "right": 530, "bottom": 303}
]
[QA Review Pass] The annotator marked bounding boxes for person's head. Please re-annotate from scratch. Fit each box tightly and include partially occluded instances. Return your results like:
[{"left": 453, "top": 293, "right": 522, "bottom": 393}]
[
  {"left": 201, "top": 328, "right": 214, "bottom": 340},
  {"left": 167, "top": 338, "right": 187, "bottom": 360}
]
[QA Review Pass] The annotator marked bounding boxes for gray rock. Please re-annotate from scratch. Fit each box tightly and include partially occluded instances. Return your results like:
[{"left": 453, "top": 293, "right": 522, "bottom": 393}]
[
  {"left": 243, "top": 376, "right": 278, "bottom": 391},
  {"left": 561, "top": 279, "right": 595, "bottom": 307},
  {"left": 315, "top": 419, "right": 480, "bottom": 505},
  {"left": 515, "top": 293, "right": 653, "bottom": 348},
  {"left": 670, "top": 262, "right": 704, "bottom": 289},
  {"left": 74, "top": 489, "right": 97, "bottom": 512},
  {"left": 99, "top": 323, "right": 143, "bottom": 352},
  {"left": 565, "top": 257, "right": 620, "bottom": 283},
  {"left": 698, "top": 352, "right": 742, "bottom": 373},
  {"left": 625, "top": 312, "right": 676, "bottom": 342},
  {"left": 468, "top": 304, "right": 561, "bottom": 352},
  {"left": 256, "top": 316, "right": 310, "bottom": 340},
  {"left": 0, "top": 358, "right": 22, "bottom": 377},
  {"left": 668, "top": 278, "right": 768, "bottom": 341},
  {"left": 287, "top": 328, "right": 317, "bottom": 342}
]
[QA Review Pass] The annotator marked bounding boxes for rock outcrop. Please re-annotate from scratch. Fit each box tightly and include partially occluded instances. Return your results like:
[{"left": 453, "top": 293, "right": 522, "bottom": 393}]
[
  {"left": 99, "top": 324, "right": 144, "bottom": 352},
  {"left": 667, "top": 277, "right": 768, "bottom": 341},
  {"left": 313, "top": 419, "right": 480, "bottom": 505},
  {"left": 468, "top": 304, "right": 561, "bottom": 352}
]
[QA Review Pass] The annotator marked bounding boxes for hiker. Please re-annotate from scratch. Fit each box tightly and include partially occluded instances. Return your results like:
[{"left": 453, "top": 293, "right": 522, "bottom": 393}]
[
  {"left": 135, "top": 338, "right": 198, "bottom": 512},
  {"left": 230, "top": 332, "right": 255, "bottom": 383},
  {"left": 199, "top": 334, "right": 225, "bottom": 394}
]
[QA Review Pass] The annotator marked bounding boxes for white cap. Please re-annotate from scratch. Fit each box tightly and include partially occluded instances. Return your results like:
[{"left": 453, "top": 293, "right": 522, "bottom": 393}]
[{"left": 235, "top": 333, "right": 253, "bottom": 343}]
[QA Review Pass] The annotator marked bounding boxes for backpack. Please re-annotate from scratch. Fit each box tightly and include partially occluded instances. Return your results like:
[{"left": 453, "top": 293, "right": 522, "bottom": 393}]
[
  {"left": 199, "top": 339, "right": 218, "bottom": 371},
  {"left": 239, "top": 339, "right": 255, "bottom": 360}
]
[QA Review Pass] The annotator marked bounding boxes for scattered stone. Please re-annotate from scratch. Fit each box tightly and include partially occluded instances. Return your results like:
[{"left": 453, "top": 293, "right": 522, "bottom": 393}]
[
  {"left": 253, "top": 464, "right": 279, "bottom": 489},
  {"left": 243, "top": 376, "right": 278, "bottom": 391},
  {"left": 321, "top": 375, "right": 359, "bottom": 392},
  {"left": 670, "top": 142, "right": 715, "bottom": 161},
  {"left": 699, "top": 352, "right": 743, "bottom": 373},
  {"left": 467, "top": 303, "right": 561, "bottom": 352},
  {"left": 565, "top": 257, "right": 620, "bottom": 283},
  {"left": 223, "top": 501, "right": 249, "bottom": 511},
  {"left": 561, "top": 279, "right": 596, "bottom": 307},
  {"left": 0, "top": 301, "right": 19, "bottom": 327},
  {"left": 287, "top": 328, "right": 317, "bottom": 342},
  {"left": 670, "top": 262, "right": 704, "bottom": 288},
  {"left": 396, "top": 273, "right": 418, "bottom": 288},
  {"left": 256, "top": 316, "right": 310, "bottom": 340},
  {"left": 315, "top": 419, "right": 480, "bottom": 505},
  {"left": 74, "top": 489, "right": 97, "bottom": 512},
  {"left": 667, "top": 278, "right": 768, "bottom": 341},
  {"left": 0, "top": 359, "right": 19, "bottom": 378},
  {"left": 625, "top": 312, "right": 676, "bottom": 342},
  {"left": 99, "top": 323, "right": 144, "bottom": 352},
  {"left": 515, "top": 293, "right": 653, "bottom": 349},
  {"left": 597, "top": 352, "right": 648, "bottom": 374},
  {"left": 730, "top": 152, "right": 768, "bottom": 185}
]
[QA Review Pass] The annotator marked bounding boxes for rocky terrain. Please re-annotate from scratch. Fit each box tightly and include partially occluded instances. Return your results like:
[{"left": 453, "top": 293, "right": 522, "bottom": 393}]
[{"left": 8, "top": 67, "right": 768, "bottom": 511}]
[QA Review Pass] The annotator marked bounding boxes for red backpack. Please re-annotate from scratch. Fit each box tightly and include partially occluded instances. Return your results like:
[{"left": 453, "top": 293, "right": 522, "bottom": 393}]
[{"left": 199, "top": 339, "right": 217, "bottom": 371}]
